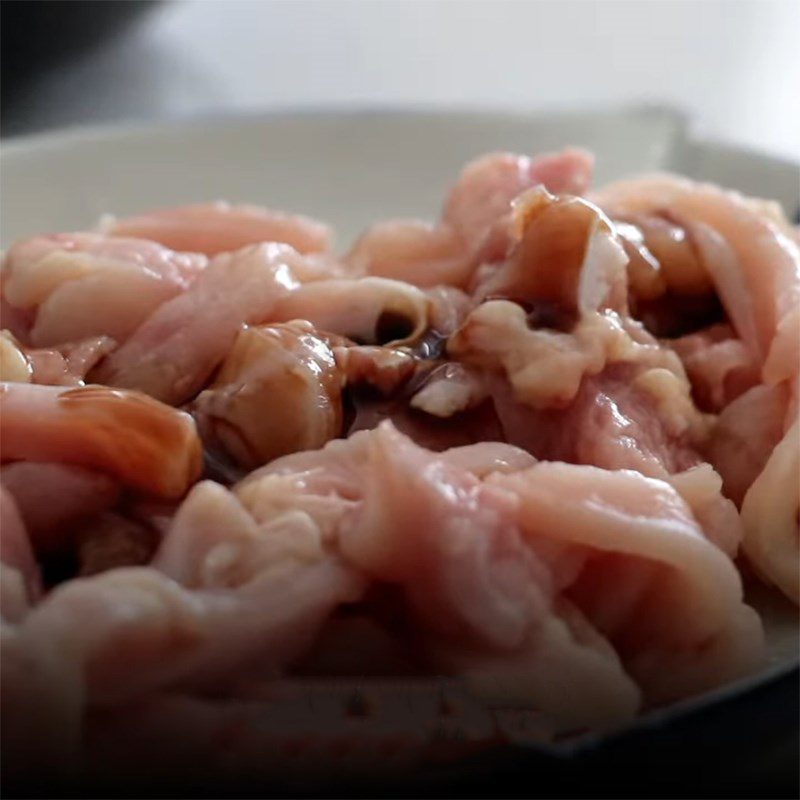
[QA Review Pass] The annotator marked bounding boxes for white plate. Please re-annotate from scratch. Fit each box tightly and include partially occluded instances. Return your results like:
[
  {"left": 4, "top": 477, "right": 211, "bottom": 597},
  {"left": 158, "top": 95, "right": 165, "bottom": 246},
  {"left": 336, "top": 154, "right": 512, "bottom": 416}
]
[
  {"left": 2, "top": 106, "right": 798, "bottom": 247},
  {"left": 1, "top": 106, "right": 797, "bottom": 674}
]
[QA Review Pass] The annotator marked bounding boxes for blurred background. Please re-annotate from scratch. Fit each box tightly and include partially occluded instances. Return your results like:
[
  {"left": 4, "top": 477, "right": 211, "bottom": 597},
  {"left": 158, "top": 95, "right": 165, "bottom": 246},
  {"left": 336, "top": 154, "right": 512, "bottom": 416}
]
[{"left": 2, "top": 0, "right": 799, "bottom": 161}]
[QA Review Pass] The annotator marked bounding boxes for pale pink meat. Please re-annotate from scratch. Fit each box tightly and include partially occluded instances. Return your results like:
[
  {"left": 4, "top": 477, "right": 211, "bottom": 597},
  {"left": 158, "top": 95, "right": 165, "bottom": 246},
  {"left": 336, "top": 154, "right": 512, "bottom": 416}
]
[
  {"left": 345, "top": 148, "right": 594, "bottom": 290},
  {"left": 0, "top": 293, "right": 33, "bottom": 341},
  {"left": 0, "top": 330, "right": 116, "bottom": 387},
  {"left": 10, "top": 483, "right": 362, "bottom": 707},
  {"left": 237, "top": 424, "right": 639, "bottom": 727},
  {"left": 270, "top": 277, "right": 430, "bottom": 346},
  {"left": 493, "top": 462, "right": 762, "bottom": 704},
  {"left": 708, "top": 382, "right": 790, "bottom": 506},
  {"left": 1, "top": 463, "right": 120, "bottom": 553},
  {"left": 487, "top": 366, "right": 705, "bottom": 479},
  {"left": 93, "top": 243, "right": 302, "bottom": 404},
  {"left": 0, "top": 148, "right": 795, "bottom": 777},
  {"left": 669, "top": 323, "right": 760, "bottom": 412},
  {"left": 667, "top": 465, "right": 743, "bottom": 558},
  {"left": 593, "top": 174, "right": 800, "bottom": 364},
  {"left": 2, "top": 233, "right": 207, "bottom": 347},
  {"left": 0, "top": 382, "right": 202, "bottom": 499},
  {"left": 345, "top": 221, "right": 472, "bottom": 288},
  {"left": 239, "top": 423, "right": 762, "bottom": 718},
  {"left": 740, "top": 420, "right": 799, "bottom": 602},
  {"left": 0, "top": 488, "right": 41, "bottom": 604},
  {"left": 77, "top": 512, "right": 161, "bottom": 576},
  {"left": 1, "top": 618, "right": 83, "bottom": 779},
  {"left": 443, "top": 148, "right": 594, "bottom": 250},
  {"left": 106, "top": 202, "right": 332, "bottom": 257}
]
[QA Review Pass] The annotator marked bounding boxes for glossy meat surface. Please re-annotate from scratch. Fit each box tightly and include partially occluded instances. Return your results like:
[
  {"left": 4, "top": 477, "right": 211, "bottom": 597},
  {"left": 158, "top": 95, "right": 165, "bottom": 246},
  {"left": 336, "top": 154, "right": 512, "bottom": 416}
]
[{"left": 1, "top": 148, "right": 796, "bottom": 779}]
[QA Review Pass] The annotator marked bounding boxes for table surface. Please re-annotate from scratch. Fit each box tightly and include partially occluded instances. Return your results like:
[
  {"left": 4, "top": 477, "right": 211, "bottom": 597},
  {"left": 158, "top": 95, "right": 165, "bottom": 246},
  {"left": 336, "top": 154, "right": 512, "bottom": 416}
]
[{"left": 4, "top": 0, "right": 799, "bottom": 163}]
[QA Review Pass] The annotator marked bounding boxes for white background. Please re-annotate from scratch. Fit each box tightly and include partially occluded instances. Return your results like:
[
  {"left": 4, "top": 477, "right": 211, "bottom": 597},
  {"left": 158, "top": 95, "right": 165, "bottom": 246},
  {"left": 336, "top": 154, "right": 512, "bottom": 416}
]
[{"left": 8, "top": 0, "right": 800, "bottom": 161}]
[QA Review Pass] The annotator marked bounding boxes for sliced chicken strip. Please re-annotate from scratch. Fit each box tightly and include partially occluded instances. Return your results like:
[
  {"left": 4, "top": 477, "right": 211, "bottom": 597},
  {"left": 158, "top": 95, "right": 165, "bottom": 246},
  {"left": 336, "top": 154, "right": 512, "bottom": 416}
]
[
  {"left": 192, "top": 321, "right": 343, "bottom": 469},
  {"left": 492, "top": 462, "right": 763, "bottom": 704},
  {"left": 444, "top": 148, "right": 594, "bottom": 250},
  {"left": 93, "top": 243, "right": 302, "bottom": 404},
  {"left": 239, "top": 423, "right": 639, "bottom": 729},
  {"left": 593, "top": 174, "right": 800, "bottom": 364},
  {"left": 740, "top": 421, "right": 800, "bottom": 603},
  {"left": 0, "top": 488, "right": 41, "bottom": 606},
  {"left": 345, "top": 221, "right": 471, "bottom": 288},
  {"left": 669, "top": 323, "right": 760, "bottom": 412},
  {"left": 2, "top": 233, "right": 206, "bottom": 347},
  {"left": 0, "top": 382, "right": 202, "bottom": 499},
  {"left": 476, "top": 186, "right": 628, "bottom": 318},
  {"left": 1, "top": 463, "right": 120, "bottom": 553},
  {"left": 0, "top": 330, "right": 116, "bottom": 387},
  {"left": 105, "top": 201, "right": 332, "bottom": 256},
  {"left": 346, "top": 148, "right": 594, "bottom": 289},
  {"left": 270, "top": 277, "right": 430, "bottom": 346},
  {"left": 708, "top": 382, "right": 790, "bottom": 505}
]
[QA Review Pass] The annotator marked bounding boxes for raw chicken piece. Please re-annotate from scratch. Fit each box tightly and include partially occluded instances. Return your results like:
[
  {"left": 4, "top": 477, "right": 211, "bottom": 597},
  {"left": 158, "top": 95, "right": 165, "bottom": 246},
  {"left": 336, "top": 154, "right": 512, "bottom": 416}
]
[
  {"left": 593, "top": 174, "right": 800, "bottom": 365},
  {"left": 0, "top": 488, "right": 41, "bottom": 605},
  {"left": 270, "top": 277, "right": 430, "bottom": 346},
  {"left": 443, "top": 148, "right": 594, "bottom": 251},
  {"left": 2, "top": 233, "right": 207, "bottom": 347},
  {"left": 93, "top": 243, "right": 302, "bottom": 404},
  {"left": 617, "top": 214, "right": 713, "bottom": 297},
  {"left": 475, "top": 186, "right": 629, "bottom": 316},
  {"left": 763, "top": 305, "right": 800, "bottom": 386},
  {"left": 1, "top": 481, "right": 362, "bottom": 772},
  {"left": 1, "top": 463, "right": 120, "bottom": 553},
  {"left": 105, "top": 202, "right": 332, "bottom": 257},
  {"left": 449, "top": 300, "right": 672, "bottom": 409},
  {"left": 493, "top": 462, "right": 763, "bottom": 704},
  {"left": 0, "top": 382, "right": 202, "bottom": 499},
  {"left": 487, "top": 364, "right": 707, "bottom": 480},
  {"left": 237, "top": 423, "right": 640, "bottom": 728},
  {"left": 449, "top": 186, "right": 652, "bottom": 409},
  {"left": 707, "top": 382, "right": 790, "bottom": 505},
  {"left": 333, "top": 344, "right": 417, "bottom": 395},
  {"left": 1, "top": 616, "right": 83, "bottom": 780},
  {"left": 741, "top": 421, "right": 800, "bottom": 603},
  {"left": 77, "top": 513, "right": 160, "bottom": 576},
  {"left": 0, "top": 291, "right": 33, "bottom": 341},
  {"left": 23, "top": 490, "right": 360, "bottom": 704},
  {"left": 192, "top": 321, "right": 344, "bottom": 469},
  {"left": 669, "top": 324, "right": 760, "bottom": 412},
  {"left": 667, "top": 465, "right": 743, "bottom": 558},
  {"left": 0, "top": 330, "right": 32, "bottom": 382},
  {"left": 241, "top": 423, "right": 762, "bottom": 721},
  {"left": 0, "top": 330, "right": 116, "bottom": 387},
  {"left": 2, "top": 483, "right": 361, "bottom": 768},
  {"left": 426, "top": 285, "right": 472, "bottom": 337},
  {"left": 410, "top": 362, "right": 488, "bottom": 418},
  {"left": 345, "top": 149, "right": 594, "bottom": 290},
  {"left": 345, "top": 221, "right": 471, "bottom": 288}
]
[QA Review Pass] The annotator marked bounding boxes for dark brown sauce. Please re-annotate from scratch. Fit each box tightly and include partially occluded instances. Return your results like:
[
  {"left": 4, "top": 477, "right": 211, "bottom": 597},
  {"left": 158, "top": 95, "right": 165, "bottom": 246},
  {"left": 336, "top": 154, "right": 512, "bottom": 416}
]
[
  {"left": 375, "top": 309, "right": 417, "bottom": 345},
  {"left": 633, "top": 292, "right": 725, "bottom": 339},
  {"left": 202, "top": 446, "right": 247, "bottom": 486}
]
